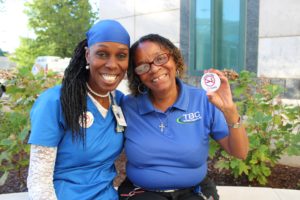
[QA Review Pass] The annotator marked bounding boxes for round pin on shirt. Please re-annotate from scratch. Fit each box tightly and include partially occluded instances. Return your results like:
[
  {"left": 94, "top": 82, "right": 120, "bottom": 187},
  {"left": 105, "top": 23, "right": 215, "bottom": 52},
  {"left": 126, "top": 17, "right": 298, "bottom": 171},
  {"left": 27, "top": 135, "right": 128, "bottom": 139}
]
[
  {"left": 79, "top": 111, "right": 94, "bottom": 128},
  {"left": 201, "top": 72, "right": 221, "bottom": 92}
]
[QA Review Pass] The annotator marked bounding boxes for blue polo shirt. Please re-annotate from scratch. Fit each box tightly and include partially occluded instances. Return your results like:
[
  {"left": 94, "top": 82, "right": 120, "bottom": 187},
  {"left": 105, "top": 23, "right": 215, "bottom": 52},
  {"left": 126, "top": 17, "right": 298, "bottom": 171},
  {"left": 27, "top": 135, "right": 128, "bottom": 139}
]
[
  {"left": 29, "top": 85, "right": 124, "bottom": 200},
  {"left": 122, "top": 79, "right": 228, "bottom": 190}
]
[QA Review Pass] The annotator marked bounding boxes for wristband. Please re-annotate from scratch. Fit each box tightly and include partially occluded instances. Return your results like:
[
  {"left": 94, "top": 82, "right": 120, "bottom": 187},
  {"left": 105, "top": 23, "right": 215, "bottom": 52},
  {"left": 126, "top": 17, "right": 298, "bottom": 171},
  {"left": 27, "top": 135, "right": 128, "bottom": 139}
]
[{"left": 227, "top": 116, "right": 242, "bottom": 128}]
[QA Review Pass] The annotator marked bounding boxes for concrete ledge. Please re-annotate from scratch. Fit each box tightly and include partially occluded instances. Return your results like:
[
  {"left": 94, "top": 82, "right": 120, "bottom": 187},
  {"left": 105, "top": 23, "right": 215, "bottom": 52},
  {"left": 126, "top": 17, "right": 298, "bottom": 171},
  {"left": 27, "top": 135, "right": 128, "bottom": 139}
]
[
  {"left": 0, "top": 192, "right": 28, "bottom": 200},
  {"left": 217, "top": 186, "right": 300, "bottom": 200},
  {"left": 1, "top": 187, "right": 300, "bottom": 200}
]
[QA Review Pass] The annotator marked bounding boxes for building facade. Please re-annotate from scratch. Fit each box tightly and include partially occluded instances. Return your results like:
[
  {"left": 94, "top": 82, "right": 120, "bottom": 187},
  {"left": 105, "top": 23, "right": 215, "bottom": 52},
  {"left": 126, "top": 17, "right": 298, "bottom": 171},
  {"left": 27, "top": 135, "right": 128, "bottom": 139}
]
[{"left": 98, "top": 0, "right": 300, "bottom": 100}]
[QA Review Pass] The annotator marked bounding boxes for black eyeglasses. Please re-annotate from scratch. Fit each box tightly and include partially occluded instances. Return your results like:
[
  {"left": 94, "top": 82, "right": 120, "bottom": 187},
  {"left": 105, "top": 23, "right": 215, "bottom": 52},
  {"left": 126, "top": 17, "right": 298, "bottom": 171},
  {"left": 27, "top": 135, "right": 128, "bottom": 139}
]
[{"left": 134, "top": 53, "right": 170, "bottom": 75}]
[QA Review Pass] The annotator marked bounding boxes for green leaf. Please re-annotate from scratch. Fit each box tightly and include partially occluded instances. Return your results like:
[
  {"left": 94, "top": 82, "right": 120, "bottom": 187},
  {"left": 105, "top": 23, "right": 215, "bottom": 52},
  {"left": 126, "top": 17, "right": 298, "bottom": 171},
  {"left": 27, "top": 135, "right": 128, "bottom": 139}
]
[
  {"left": 0, "top": 151, "right": 9, "bottom": 163},
  {"left": 0, "top": 138, "right": 13, "bottom": 146},
  {"left": 248, "top": 173, "right": 255, "bottom": 181},
  {"left": 209, "top": 140, "right": 220, "bottom": 159},
  {"left": 229, "top": 160, "right": 240, "bottom": 169},
  {"left": 0, "top": 171, "right": 9, "bottom": 186},
  {"left": 20, "top": 127, "right": 30, "bottom": 141},
  {"left": 261, "top": 166, "right": 271, "bottom": 177},
  {"left": 273, "top": 115, "right": 282, "bottom": 125},
  {"left": 238, "top": 162, "right": 250, "bottom": 175},
  {"left": 249, "top": 158, "right": 258, "bottom": 165},
  {"left": 215, "top": 160, "right": 230, "bottom": 170},
  {"left": 250, "top": 164, "right": 259, "bottom": 175},
  {"left": 257, "top": 175, "right": 267, "bottom": 185}
]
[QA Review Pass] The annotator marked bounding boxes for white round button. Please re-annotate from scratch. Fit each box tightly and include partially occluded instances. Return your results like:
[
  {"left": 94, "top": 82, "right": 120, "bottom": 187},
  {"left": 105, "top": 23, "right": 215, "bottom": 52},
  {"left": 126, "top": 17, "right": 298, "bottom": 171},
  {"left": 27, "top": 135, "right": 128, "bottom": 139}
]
[
  {"left": 201, "top": 73, "right": 221, "bottom": 92},
  {"left": 79, "top": 111, "right": 94, "bottom": 128}
]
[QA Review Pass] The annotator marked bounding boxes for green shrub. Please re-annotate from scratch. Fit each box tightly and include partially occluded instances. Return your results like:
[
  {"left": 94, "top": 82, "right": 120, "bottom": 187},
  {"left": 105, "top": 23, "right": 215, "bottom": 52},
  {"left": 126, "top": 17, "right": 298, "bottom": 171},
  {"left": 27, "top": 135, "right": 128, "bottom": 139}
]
[
  {"left": 211, "top": 70, "right": 300, "bottom": 185},
  {"left": 0, "top": 67, "right": 61, "bottom": 186}
]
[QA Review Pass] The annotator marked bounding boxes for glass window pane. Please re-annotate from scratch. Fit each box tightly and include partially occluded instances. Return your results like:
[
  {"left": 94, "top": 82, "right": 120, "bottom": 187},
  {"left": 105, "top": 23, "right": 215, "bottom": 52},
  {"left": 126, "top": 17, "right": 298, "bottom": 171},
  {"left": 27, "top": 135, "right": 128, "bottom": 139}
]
[
  {"left": 195, "top": 0, "right": 211, "bottom": 71},
  {"left": 215, "top": 0, "right": 244, "bottom": 70},
  {"left": 191, "top": 0, "right": 245, "bottom": 73}
]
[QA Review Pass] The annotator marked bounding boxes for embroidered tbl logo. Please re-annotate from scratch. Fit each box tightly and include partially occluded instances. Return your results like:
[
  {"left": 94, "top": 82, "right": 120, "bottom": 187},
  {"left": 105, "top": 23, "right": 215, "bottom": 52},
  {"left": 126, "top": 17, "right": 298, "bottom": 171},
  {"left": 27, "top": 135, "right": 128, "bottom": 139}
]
[
  {"left": 176, "top": 111, "right": 202, "bottom": 124},
  {"left": 79, "top": 111, "right": 94, "bottom": 128}
]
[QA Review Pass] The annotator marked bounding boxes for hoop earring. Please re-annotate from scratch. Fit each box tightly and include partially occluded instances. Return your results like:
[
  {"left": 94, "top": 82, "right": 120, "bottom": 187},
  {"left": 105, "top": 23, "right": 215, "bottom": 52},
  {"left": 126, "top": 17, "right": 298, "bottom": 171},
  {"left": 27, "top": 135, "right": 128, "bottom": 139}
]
[
  {"left": 138, "top": 83, "right": 148, "bottom": 94},
  {"left": 176, "top": 69, "right": 180, "bottom": 77},
  {"left": 86, "top": 64, "right": 90, "bottom": 70}
]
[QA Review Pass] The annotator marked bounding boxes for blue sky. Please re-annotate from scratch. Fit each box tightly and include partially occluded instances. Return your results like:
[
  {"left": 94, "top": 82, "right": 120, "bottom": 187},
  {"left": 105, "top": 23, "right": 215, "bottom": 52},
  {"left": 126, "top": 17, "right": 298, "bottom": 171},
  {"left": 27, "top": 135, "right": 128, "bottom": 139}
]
[{"left": 0, "top": 0, "right": 99, "bottom": 53}]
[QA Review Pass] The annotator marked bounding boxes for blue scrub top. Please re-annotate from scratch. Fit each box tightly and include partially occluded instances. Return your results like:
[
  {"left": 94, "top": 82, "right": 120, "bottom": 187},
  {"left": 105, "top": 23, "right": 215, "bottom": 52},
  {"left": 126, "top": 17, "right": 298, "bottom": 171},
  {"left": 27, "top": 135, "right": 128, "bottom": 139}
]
[
  {"left": 122, "top": 79, "right": 229, "bottom": 190},
  {"left": 29, "top": 85, "right": 124, "bottom": 200}
]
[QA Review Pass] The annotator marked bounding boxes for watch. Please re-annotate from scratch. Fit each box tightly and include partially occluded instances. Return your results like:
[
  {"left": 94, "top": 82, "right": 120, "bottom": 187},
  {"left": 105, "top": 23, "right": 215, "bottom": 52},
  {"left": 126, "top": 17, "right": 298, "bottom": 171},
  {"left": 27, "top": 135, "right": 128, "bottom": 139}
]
[{"left": 227, "top": 116, "right": 242, "bottom": 128}]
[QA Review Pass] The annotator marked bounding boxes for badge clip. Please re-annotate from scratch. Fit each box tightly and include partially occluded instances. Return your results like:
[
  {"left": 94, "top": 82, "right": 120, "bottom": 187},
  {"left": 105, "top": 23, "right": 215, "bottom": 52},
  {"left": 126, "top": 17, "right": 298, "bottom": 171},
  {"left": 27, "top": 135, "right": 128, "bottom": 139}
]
[{"left": 112, "top": 105, "right": 127, "bottom": 132}]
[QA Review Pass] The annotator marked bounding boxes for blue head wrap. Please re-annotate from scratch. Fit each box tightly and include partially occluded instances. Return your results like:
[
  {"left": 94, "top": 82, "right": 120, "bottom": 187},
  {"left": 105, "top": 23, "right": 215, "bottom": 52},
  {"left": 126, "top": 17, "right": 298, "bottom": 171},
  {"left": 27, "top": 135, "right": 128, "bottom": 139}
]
[{"left": 86, "top": 19, "right": 130, "bottom": 48}]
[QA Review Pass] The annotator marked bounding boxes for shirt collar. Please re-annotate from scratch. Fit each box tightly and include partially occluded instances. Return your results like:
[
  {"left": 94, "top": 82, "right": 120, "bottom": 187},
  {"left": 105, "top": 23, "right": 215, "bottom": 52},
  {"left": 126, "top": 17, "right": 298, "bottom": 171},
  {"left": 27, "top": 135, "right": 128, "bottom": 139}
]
[
  {"left": 137, "top": 78, "right": 189, "bottom": 115},
  {"left": 173, "top": 78, "right": 189, "bottom": 111}
]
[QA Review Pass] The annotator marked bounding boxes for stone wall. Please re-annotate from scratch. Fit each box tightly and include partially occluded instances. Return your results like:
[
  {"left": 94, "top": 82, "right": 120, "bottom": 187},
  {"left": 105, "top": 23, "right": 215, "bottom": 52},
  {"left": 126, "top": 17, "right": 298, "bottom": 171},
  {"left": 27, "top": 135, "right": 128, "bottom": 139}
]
[
  {"left": 258, "top": 0, "right": 300, "bottom": 99},
  {"left": 98, "top": 0, "right": 180, "bottom": 45}
]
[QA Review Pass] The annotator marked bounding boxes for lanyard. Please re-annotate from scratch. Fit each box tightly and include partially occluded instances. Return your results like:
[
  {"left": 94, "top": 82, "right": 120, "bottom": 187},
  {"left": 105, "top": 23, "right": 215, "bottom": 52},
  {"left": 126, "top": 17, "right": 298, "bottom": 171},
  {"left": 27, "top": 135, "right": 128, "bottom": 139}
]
[{"left": 110, "top": 92, "right": 127, "bottom": 133}]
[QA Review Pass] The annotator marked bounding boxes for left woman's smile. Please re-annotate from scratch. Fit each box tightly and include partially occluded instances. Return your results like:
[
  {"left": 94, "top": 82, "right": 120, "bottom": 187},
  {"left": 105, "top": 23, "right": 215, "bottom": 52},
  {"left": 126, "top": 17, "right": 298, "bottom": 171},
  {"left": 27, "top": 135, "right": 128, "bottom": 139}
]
[{"left": 101, "top": 73, "right": 118, "bottom": 83}]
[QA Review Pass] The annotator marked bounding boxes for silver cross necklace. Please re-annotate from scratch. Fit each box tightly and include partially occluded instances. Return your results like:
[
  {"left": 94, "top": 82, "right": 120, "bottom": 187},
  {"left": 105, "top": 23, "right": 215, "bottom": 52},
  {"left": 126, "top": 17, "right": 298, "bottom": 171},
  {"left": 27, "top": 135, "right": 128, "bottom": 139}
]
[
  {"left": 155, "top": 108, "right": 173, "bottom": 133},
  {"left": 159, "top": 121, "right": 166, "bottom": 132}
]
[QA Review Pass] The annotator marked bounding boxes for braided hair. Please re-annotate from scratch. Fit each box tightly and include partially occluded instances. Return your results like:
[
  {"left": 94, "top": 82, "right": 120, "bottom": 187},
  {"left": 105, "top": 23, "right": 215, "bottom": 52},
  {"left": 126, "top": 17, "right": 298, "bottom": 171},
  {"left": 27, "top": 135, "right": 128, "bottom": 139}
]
[{"left": 60, "top": 39, "right": 89, "bottom": 142}]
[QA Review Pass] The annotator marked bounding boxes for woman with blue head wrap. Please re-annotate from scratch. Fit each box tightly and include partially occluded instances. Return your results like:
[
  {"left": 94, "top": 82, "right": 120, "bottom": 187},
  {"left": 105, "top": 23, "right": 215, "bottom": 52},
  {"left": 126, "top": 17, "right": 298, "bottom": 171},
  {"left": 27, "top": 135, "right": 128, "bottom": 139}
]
[{"left": 27, "top": 19, "right": 130, "bottom": 200}]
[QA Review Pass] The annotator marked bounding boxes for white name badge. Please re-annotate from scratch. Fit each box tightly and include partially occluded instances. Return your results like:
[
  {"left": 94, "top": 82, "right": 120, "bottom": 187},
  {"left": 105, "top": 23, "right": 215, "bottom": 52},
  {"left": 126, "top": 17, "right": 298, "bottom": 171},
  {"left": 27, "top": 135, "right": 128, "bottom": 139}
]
[{"left": 112, "top": 105, "right": 127, "bottom": 127}]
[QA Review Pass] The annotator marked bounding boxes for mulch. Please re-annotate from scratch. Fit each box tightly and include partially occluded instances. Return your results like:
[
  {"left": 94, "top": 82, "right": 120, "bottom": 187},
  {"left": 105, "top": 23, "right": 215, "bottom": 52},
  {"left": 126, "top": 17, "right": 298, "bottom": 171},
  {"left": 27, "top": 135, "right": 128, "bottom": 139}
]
[{"left": 0, "top": 151, "right": 299, "bottom": 194}]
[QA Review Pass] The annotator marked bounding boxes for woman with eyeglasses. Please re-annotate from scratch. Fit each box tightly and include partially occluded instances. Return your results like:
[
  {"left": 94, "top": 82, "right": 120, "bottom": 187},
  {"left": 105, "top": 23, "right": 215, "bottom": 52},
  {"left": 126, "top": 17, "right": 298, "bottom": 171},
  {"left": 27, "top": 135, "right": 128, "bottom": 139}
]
[{"left": 118, "top": 34, "right": 249, "bottom": 200}]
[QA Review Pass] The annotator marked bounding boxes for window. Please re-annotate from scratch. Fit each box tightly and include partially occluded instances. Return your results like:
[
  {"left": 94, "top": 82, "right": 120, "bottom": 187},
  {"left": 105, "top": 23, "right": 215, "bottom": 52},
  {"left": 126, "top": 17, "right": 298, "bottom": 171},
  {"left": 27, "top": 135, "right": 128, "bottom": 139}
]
[{"left": 189, "top": 0, "right": 246, "bottom": 75}]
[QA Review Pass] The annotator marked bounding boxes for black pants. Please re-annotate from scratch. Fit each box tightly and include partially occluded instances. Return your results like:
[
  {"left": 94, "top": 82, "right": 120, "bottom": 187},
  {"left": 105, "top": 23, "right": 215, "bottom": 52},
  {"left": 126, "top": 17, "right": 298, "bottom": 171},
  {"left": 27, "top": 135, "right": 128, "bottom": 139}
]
[{"left": 118, "top": 177, "right": 219, "bottom": 200}]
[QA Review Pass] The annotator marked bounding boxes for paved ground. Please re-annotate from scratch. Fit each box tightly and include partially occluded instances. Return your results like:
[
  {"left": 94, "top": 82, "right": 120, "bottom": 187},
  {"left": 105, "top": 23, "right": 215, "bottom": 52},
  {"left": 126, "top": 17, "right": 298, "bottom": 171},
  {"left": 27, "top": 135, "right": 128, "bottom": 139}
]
[
  {"left": 1, "top": 187, "right": 299, "bottom": 200},
  {"left": 219, "top": 186, "right": 300, "bottom": 200}
]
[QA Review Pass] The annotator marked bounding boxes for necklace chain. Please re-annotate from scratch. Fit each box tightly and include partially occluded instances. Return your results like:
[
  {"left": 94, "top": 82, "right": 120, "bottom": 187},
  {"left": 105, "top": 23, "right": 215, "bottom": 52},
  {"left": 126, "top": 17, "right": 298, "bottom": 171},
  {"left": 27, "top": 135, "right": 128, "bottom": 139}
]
[
  {"left": 156, "top": 108, "right": 173, "bottom": 133},
  {"left": 86, "top": 83, "right": 110, "bottom": 98}
]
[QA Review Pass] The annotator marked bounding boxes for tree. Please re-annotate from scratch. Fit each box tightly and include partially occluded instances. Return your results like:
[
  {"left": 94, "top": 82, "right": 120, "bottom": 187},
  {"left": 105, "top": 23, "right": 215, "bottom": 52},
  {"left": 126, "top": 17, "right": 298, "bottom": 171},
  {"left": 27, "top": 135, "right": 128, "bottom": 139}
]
[
  {"left": 10, "top": 37, "right": 53, "bottom": 68},
  {"left": 24, "top": 0, "right": 96, "bottom": 58}
]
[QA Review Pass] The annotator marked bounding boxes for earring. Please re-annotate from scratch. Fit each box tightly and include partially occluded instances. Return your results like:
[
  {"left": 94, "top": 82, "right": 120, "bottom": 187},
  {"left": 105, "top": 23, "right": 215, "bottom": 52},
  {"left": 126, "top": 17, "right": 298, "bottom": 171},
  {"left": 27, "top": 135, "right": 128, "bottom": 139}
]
[
  {"left": 86, "top": 64, "right": 90, "bottom": 70},
  {"left": 138, "top": 83, "right": 148, "bottom": 94},
  {"left": 176, "top": 69, "right": 180, "bottom": 77}
]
